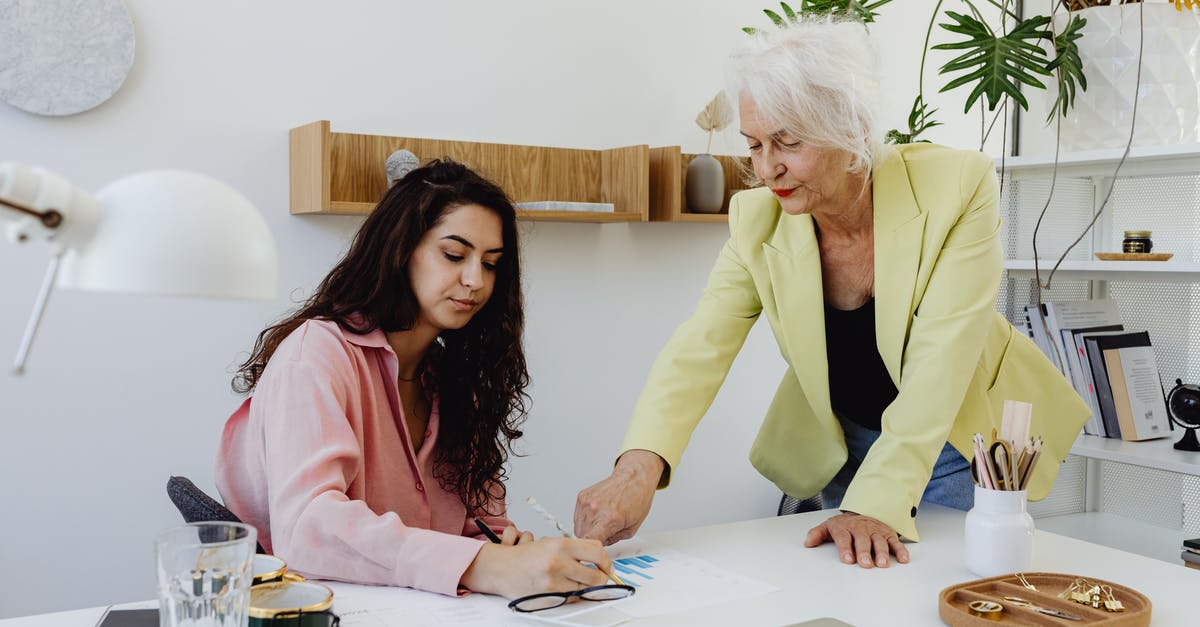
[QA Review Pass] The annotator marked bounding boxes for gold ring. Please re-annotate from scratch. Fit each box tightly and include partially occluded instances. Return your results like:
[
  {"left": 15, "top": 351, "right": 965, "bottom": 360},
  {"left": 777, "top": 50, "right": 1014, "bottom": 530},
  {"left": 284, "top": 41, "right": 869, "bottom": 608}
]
[{"left": 968, "top": 600, "right": 1004, "bottom": 620}]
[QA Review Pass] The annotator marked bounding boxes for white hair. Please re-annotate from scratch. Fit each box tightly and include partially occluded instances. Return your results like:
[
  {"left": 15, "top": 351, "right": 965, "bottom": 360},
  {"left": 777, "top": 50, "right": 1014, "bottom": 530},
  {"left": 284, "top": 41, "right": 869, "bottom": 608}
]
[{"left": 727, "top": 16, "right": 883, "bottom": 175}]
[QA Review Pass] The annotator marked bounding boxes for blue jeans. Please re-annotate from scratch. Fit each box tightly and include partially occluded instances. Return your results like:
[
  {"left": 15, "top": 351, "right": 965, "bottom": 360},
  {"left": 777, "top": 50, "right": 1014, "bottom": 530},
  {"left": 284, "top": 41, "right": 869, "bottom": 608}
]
[{"left": 820, "top": 417, "right": 975, "bottom": 512}]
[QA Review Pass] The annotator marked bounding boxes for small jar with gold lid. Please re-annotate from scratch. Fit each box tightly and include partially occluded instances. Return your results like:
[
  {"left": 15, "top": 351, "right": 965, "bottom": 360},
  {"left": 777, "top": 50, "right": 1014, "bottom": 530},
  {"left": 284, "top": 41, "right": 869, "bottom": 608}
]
[
  {"left": 249, "top": 581, "right": 337, "bottom": 627},
  {"left": 1122, "top": 230, "right": 1153, "bottom": 254}
]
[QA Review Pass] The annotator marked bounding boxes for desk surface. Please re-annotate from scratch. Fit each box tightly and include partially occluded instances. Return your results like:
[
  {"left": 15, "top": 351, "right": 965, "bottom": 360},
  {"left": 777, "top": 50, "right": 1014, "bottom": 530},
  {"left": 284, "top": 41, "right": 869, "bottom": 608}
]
[{"left": 5, "top": 506, "right": 1199, "bottom": 626}]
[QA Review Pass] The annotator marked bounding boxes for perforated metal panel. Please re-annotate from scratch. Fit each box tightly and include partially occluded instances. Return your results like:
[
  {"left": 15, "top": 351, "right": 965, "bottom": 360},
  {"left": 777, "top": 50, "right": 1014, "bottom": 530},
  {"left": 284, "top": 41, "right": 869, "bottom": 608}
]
[
  {"left": 1100, "top": 464, "right": 1184, "bottom": 528},
  {"left": 1108, "top": 282, "right": 1200, "bottom": 391},
  {"left": 1183, "top": 476, "right": 1200, "bottom": 537},
  {"left": 1108, "top": 175, "right": 1200, "bottom": 261},
  {"left": 999, "top": 176, "right": 1095, "bottom": 262},
  {"left": 1029, "top": 455, "right": 1087, "bottom": 518}
]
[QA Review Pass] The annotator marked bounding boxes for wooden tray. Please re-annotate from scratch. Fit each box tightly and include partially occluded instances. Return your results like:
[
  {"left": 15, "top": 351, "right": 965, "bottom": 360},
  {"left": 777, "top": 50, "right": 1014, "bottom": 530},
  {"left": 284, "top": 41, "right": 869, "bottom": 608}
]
[
  {"left": 939, "top": 572, "right": 1150, "bottom": 625},
  {"left": 1094, "top": 252, "right": 1173, "bottom": 261}
]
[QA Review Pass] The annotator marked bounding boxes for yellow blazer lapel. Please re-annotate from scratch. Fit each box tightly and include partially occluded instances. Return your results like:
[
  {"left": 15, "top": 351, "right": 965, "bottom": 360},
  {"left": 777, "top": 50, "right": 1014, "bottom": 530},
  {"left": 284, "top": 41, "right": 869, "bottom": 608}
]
[
  {"left": 873, "top": 147, "right": 928, "bottom": 384},
  {"left": 763, "top": 213, "right": 832, "bottom": 420}
]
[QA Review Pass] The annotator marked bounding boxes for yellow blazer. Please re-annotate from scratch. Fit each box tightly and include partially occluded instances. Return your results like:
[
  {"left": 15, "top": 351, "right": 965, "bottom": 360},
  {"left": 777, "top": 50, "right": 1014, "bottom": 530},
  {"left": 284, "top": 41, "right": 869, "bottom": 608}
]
[{"left": 621, "top": 143, "right": 1088, "bottom": 541}]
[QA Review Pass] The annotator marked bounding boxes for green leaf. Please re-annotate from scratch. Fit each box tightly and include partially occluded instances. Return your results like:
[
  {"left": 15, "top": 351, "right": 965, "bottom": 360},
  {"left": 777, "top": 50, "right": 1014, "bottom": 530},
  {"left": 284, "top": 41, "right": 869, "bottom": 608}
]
[
  {"left": 886, "top": 95, "right": 942, "bottom": 145},
  {"left": 933, "top": 12, "right": 1053, "bottom": 112},
  {"left": 781, "top": 2, "right": 797, "bottom": 22},
  {"left": 742, "top": 0, "right": 893, "bottom": 33},
  {"left": 1046, "top": 14, "right": 1089, "bottom": 122}
]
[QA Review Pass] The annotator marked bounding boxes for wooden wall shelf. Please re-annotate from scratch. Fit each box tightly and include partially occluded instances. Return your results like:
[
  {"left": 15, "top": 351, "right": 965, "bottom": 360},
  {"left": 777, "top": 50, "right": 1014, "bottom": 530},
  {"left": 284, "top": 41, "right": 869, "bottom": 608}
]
[
  {"left": 289, "top": 121, "right": 649, "bottom": 222},
  {"left": 648, "top": 146, "right": 750, "bottom": 223}
]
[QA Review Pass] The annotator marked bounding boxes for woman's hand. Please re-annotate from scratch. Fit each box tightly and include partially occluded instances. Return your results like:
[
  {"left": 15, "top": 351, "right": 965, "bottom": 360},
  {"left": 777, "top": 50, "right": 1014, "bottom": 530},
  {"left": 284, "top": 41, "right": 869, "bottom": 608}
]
[
  {"left": 460, "top": 537, "right": 613, "bottom": 599},
  {"left": 574, "top": 450, "right": 664, "bottom": 545},
  {"left": 499, "top": 525, "right": 534, "bottom": 546},
  {"left": 804, "top": 511, "right": 909, "bottom": 568}
]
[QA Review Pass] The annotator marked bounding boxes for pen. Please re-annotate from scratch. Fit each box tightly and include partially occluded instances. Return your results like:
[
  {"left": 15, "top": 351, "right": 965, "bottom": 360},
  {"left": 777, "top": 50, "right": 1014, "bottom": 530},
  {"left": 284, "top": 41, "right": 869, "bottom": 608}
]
[
  {"left": 524, "top": 496, "right": 628, "bottom": 587},
  {"left": 473, "top": 517, "right": 503, "bottom": 544}
]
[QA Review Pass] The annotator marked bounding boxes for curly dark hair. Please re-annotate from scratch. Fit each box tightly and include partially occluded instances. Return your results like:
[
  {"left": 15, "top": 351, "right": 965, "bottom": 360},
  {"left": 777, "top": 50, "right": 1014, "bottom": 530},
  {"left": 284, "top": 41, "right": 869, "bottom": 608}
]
[{"left": 232, "top": 158, "right": 528, "bottom": 515}]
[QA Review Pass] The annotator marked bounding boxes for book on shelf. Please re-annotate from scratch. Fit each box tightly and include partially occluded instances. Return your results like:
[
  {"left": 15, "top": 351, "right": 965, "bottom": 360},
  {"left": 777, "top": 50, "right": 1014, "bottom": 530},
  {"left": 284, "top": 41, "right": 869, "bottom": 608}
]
[
  {"left": 1182, "top": 550, "right": 1200, "bottom": 570},
  {"left": 1089, "top": 331, "right": 1171, "bottom": 441},
  {"left": 1184, "top": 537, "right": 1200, "bottom": 552},
  {"left": 1083, "top": 333, "right": 1134, "bottom": 439},
  {"left": 1041, "top": 299, "right": 1123, "bottom": 377},
  {"left": 1024, "top": 305, "right": 1063, "bottom": 372},
  {"left": 1065, "top": 325, "right": 1126, "bottom": 436},
  {"left": 1022, "top": 299, "right": 1123, "bottom": 437}
]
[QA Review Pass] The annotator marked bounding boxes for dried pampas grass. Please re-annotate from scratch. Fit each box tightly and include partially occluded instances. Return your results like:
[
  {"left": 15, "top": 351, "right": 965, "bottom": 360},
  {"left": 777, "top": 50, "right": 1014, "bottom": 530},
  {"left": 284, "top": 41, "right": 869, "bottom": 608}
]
[{"left": 695, "top": 90, "right": 733, "bottom": 153}]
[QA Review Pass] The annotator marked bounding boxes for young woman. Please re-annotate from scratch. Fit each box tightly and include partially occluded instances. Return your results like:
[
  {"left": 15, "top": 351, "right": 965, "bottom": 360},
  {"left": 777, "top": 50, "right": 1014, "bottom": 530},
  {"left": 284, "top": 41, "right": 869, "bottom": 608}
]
[{"left": 216, "top": 159, "right": 612, "bottom": 598}]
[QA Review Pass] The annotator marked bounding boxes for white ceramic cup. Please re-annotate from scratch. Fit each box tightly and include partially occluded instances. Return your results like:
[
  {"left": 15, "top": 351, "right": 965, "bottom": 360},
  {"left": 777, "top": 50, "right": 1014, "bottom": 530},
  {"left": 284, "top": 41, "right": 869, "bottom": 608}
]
[{"left": 964, "top": 486, "right": 1034, "bottom": 578}]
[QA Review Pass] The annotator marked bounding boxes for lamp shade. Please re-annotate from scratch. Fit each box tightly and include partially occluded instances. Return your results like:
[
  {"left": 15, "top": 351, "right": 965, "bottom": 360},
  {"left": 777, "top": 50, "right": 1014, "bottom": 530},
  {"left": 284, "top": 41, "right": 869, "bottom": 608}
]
[{"left": 56, "top": 171, "right": 277, "bottom": 299}]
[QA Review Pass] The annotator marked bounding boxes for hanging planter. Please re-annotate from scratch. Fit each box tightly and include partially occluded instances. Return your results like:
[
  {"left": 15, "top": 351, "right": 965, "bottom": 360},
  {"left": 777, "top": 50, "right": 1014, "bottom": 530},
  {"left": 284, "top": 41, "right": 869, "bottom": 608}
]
[{"left": 1055, "top": 3, "right": 1200, "bottom": 151}]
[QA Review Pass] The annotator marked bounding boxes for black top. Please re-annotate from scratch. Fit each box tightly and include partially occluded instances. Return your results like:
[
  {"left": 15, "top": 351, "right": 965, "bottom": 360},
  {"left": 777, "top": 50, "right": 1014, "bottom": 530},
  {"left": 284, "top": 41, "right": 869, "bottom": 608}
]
[{"left": 824, "top": 298, "right": 898, "bottom": 432}]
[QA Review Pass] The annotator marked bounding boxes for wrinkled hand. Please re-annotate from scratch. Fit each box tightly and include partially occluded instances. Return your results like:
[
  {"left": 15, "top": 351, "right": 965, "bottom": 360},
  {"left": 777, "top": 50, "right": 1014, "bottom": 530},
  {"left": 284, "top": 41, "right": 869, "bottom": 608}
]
[
  {"left": 574, "top": 450, "right": 664, "bottom": 545},
  {"left": 804, "top": 511, "right": 909, "bottom": 568},
  {"left": 462, "top": 537, "right": 612, "bottom": 599}
]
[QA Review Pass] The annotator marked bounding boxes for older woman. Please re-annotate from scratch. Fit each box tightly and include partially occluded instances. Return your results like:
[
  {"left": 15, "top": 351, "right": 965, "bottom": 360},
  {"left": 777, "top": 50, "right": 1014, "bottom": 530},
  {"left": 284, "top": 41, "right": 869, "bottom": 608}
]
[{"left": 574, "top": 18, "right": 1088, "bottom": 569}]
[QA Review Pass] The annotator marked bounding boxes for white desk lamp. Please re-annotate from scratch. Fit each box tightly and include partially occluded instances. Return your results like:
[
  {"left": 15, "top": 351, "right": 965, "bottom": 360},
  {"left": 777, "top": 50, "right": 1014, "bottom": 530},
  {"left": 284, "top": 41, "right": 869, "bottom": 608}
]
[{"left": 0, "top": 162, "right": 278, "bottom": 375}]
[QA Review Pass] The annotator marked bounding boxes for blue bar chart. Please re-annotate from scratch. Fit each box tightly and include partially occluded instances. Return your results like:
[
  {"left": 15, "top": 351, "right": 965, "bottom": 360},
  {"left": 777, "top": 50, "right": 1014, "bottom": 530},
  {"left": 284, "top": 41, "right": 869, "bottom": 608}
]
[{"left": 611, "top": 554, "right": 660, "bottom": 586}]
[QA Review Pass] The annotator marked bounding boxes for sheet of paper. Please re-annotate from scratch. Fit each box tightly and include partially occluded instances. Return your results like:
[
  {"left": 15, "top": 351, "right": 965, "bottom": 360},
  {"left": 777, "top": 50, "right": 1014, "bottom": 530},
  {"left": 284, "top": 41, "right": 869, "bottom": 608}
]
[
  {"left": 318, "top": 539, "right": 776, "bottom": 627},
  {"left": 322, "top": 581, "right": 521, "bottom": 627},
  {"left": 604, "top": 538, "right": 778, "bottom": 618}
]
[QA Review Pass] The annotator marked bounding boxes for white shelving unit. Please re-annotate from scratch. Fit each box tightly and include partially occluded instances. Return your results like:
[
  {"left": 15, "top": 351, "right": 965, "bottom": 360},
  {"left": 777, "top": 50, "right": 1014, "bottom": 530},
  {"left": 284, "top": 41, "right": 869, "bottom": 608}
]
[
  {"left": 1036, "top": 435, "right": 1199, "bottom": 564},
  {"left": 996, "top": 143, "right": 1200, "bottom": 565},
  {"left": 1004, "top": 259, "right": 1200, "bottom": 282},
  {"left": 997, "top": 143, "right": 1200, "bottom": 178},
  {"left": 1071, "top": 434, "right": 1200, "bottom": 475}
]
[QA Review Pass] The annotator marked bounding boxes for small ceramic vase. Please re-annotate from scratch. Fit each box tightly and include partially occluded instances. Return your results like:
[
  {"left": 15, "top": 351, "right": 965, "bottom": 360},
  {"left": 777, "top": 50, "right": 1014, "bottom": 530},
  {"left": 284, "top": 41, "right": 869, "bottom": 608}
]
[
  {"left": 685, "top": 154, "right": 725, "bottom": 214},
  {"left": 964, "top": 486, "right": 1035, "bottom": 577}
]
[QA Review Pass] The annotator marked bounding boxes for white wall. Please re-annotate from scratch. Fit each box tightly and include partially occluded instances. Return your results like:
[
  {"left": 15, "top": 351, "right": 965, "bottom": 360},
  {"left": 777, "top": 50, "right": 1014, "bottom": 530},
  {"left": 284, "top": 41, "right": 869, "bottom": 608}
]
[{"left": 0, "top": 1, "right": 979, "bottom": 617}]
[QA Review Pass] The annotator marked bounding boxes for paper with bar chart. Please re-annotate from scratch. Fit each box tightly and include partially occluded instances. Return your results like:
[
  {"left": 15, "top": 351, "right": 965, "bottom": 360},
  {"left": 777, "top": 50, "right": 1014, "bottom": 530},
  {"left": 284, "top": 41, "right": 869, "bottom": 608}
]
[
  {"left": 605, "top": 538, "right": 777, "bottom": 618},
  {"left": 522, "top": 538, "right": 777, "bottom": 625}
]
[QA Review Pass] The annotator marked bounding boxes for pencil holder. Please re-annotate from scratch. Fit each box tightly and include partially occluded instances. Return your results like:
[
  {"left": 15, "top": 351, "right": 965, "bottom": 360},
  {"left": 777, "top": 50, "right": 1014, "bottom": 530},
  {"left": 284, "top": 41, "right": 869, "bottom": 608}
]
[{"left": 964, "top": 486, "right": 1034, "bottom": 577}]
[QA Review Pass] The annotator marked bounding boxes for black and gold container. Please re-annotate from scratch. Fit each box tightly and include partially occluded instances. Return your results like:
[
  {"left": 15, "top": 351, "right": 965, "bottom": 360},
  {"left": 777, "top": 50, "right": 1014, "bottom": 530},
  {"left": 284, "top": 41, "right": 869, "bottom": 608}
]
[
  {"left": 1122, "top": 230, "right": 1153, "bottom": 254},
  {"left": 252, "top": 554, "right": 288, "bottom": 585},
  {"left": 249, "top": 581, "right": 337, "bottom": 627}
]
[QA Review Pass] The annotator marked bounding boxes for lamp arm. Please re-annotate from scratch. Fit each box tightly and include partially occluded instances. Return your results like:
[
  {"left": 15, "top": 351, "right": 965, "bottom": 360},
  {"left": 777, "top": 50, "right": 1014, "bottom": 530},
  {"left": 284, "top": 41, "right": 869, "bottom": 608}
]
[
  {"left": 11, "top": 248, "right": 64, "bottom": 376},
  {"left": 0, "top": 197, "right": 63, "bottom": 230}
]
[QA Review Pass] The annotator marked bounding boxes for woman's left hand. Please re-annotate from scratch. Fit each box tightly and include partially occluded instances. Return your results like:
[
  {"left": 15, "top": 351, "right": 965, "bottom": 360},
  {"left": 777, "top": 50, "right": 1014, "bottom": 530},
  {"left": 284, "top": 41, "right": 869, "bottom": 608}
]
[{"left": 804, "top": 511, "right": 909, "bottom": 568}]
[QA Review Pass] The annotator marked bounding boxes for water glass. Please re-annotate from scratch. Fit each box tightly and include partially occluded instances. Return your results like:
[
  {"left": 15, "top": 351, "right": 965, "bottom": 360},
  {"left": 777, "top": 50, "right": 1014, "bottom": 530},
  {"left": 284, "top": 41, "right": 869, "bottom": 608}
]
[{"left": 156, "top": 522, "right": 257, "bottom": 627}]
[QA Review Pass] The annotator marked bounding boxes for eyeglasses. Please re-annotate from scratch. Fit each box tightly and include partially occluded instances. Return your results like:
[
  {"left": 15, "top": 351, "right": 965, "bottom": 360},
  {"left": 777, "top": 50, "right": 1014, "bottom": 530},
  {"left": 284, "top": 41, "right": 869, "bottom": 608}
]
[{"left": 508, "top": 584, "right": 636, "bottom": 613}]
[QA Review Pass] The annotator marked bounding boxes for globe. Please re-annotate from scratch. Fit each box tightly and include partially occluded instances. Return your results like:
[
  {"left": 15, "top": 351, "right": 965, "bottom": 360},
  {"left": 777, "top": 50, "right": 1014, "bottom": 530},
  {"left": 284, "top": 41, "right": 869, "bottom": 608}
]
[{"left": 1167, "top": 379, "right": 1200, "bottom": 451}]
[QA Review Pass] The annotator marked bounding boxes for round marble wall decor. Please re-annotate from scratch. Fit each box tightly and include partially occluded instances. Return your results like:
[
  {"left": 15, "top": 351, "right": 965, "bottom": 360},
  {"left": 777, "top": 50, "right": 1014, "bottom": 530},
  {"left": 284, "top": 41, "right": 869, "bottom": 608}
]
[{"left": 0, "top": 0, "right": 136, "bottom": 116}]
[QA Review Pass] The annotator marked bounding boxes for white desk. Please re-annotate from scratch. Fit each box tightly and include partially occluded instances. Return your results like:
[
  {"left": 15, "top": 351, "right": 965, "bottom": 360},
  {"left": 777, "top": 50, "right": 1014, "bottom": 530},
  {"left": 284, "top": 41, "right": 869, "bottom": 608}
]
[{"left": 5, "top": 506, "right": 1200, "bottom": 626}]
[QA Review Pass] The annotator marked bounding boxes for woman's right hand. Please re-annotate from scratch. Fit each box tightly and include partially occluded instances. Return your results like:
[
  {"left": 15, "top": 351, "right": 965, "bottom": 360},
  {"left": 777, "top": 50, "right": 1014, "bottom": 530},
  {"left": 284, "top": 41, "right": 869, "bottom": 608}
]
[
  {"left": 573, "top": 449, "right": 664, "bottom": 545},
  {"left": 460, "top": 536, "right": 613, "bottom": 599}
]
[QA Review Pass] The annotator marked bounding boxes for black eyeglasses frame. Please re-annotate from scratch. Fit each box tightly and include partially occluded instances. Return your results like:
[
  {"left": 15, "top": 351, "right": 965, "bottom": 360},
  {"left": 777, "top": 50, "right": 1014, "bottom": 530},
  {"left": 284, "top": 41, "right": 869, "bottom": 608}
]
[{"left": 507, "top": 583, "right": 637, "bottom": 613}]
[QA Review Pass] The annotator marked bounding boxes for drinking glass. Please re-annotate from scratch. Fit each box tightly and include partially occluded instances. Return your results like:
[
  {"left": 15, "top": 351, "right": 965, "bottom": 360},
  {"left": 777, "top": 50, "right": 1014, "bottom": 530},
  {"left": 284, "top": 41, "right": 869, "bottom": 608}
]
[{"left": 156, "top": 522, "right": 257, "bottom": 627}]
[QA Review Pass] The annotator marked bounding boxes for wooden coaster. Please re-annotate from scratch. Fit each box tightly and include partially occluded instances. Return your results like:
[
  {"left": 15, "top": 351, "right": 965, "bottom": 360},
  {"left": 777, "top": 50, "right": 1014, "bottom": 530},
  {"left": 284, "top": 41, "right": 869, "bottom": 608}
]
[{"left": 1094, "top": 252, "right": 1173, "bottom": 261}]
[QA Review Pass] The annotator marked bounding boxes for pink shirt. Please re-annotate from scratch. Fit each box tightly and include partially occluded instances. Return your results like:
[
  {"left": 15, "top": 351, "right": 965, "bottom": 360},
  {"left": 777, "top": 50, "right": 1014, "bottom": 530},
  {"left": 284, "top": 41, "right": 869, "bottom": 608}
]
[{"left": 215, "top": 319, "right": 511, "bottom": 596}]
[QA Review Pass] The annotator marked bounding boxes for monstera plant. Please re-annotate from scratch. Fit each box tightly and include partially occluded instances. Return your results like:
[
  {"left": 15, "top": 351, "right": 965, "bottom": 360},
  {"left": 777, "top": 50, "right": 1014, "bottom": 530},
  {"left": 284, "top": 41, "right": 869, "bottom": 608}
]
[{"left": 745, "top": 1, "right": 1092, "bottom": 145}]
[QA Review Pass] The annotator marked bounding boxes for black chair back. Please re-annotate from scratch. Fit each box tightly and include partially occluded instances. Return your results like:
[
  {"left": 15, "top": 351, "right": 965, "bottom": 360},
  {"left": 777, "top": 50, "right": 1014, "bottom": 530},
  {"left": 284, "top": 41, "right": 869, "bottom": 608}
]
[{"left": 166, "top": 475, "right": 265, "bottom": 553}]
